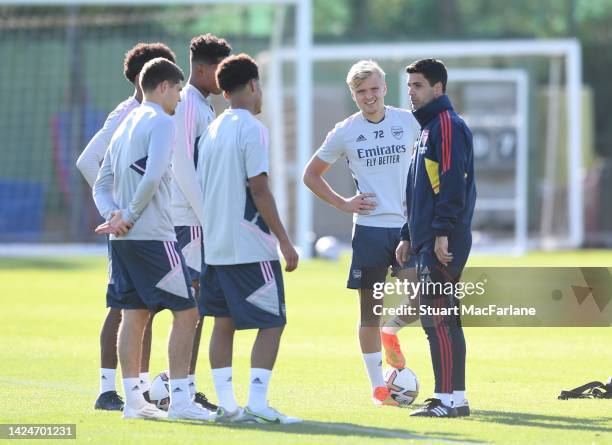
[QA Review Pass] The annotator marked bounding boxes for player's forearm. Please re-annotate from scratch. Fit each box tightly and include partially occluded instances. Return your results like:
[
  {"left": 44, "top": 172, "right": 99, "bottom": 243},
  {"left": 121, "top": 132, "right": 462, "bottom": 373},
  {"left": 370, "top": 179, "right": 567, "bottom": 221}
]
[
  {"left": 303, "top": 171, "right": 345, "bottom": 209},
  {"left": 127, "top": 158, "right": 169, "bottom": 223},
  {"left": 76, "top": 156, "right": 101, "bottom": 188},
  {"left": 93, "top": 189, "right": 118, "bottom": 220},
  {"left": 250, "top": 187, "right": 291, "bottom": 244},
  {"left": 76, "top": 132, "right": 109, "bottom": 187},
  {"left": 127, "top": 129, "right": 173, "bottom": 223},
  {"left": 125, "top": 177, "right": 161, "bottom": 223},
  {"left": 92, "top": 158, "right": 118, "bottom": 220}
]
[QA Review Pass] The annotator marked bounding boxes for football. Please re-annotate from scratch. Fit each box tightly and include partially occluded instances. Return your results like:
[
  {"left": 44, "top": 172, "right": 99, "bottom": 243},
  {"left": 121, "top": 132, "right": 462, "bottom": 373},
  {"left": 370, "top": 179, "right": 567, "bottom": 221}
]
[
  {"left": 384, "top": 367, "right": 419, "bottom": 406},
  {"left": 149, "top": 371, "right": 170, "bottom": 411},
  {"left": 314, "top": 236, "right": 341, "bottom": 261}
]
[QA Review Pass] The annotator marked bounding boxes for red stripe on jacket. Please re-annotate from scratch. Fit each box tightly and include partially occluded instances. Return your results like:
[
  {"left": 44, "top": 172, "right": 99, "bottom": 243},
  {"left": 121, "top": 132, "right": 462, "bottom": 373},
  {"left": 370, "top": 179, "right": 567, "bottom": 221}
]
[{"left": 440, "top": 111, "right": 452, "bottom": 173}]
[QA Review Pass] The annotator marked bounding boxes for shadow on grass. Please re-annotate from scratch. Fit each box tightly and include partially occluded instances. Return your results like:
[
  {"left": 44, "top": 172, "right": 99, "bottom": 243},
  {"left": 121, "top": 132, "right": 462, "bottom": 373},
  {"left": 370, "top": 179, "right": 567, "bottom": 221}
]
[
  {"left": 166, "top": 419, "right": 484, "bottom": 443},
  {"left": 0, "top": 257, "right": 98, "bottom": 271},
  {"left": 467, "top": 410, "right": 612, "bottom": 433}
]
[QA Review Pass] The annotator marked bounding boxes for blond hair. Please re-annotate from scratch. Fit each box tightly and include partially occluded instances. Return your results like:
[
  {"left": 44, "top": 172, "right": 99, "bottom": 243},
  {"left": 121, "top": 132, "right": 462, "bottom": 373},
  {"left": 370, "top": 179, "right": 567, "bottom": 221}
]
[{"left": 346, "top": 60, "right": 385, "bottom": 90}]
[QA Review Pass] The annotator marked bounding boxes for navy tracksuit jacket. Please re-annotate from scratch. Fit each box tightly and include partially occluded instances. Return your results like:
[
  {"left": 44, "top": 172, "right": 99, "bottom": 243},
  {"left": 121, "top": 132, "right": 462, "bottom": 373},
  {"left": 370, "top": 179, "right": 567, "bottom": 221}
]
[
  {"left": 401, "top": 94, "right": 476, "bottom": 395},
  {"left": 400, "top": 94, "right": 476, "bottom": 255}
]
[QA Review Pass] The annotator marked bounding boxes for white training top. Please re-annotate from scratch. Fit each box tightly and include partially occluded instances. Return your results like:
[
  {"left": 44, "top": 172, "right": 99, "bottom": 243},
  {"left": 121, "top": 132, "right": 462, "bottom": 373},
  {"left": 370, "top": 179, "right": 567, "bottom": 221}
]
[
  {"left": 93, "top": 101, "right": 176, "bottom": 241},
  {"left": 197, "top": 108, "right": 279, "bottom": 265},
  {"left": 170, "top": 84, "right": 216, "bottom": 227},
  {"left": 316, "top": 106, "right": 421, "bottom": 228},
  {"left": 76, "top": 96, "right": 139, "bottom": 187}
]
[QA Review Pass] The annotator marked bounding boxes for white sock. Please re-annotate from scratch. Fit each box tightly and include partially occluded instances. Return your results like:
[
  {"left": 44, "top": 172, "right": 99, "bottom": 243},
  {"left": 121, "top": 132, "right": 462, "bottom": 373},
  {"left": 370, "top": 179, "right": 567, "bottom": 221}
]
[
  {"left": 169, "top": 378, "right": 191, "bottom": 409},
  {"left": 122, "top": 377, "right": 146, "bottom": 409},
  {"left": 139, "top": 372, "right": 150, "bottom": 393},
  {"left": 434, "top": 392, "right": 453, "bottom": 407},
  {"left": 188, "top": 374, "right": 196, "bottom": 397},
  {"left": 100, "top": 368, "right": 116, "bottom": 394},
  {"left": 381, "top": 326, "right": 402, "bottom": 335},
  {"left": 248, "top": 368, "right": 272, "bottom": 412},
  {"left": 453, "top": 390, "right": 466, "bottom": 405},
  {"left": 362, "top": 352, "right": 386, "bottom": 389},
  {"left": 212, "top": 367, "right": 238, "bottom": 412}
]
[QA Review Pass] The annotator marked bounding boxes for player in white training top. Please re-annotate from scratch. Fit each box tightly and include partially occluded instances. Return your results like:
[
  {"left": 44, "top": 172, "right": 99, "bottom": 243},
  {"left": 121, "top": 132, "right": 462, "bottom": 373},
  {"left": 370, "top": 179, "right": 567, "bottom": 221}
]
[
  {"left": 197, "top": 54, "right": 301, "bottom": 424},
  {"left": 303, "top": 60, "right": 420, "bottom": 406},
  {"left": 170, "top": 33, "right": 231, "bottom": 412},
  {"left": 76, "top": 42, "right": 176, "bottom": 412}
]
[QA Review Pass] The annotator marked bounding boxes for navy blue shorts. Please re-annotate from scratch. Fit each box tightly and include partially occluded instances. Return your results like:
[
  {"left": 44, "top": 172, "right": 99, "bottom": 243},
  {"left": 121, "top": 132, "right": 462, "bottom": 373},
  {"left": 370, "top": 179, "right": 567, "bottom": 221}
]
[
  {"left": 199, "top": 260, "right": 286, "bottom": 330},
  {"left": 174, "top": 226, "right": 203, "bottom": 282},
  {"left": 347, "top": 224, "right": 417, "bottom": 289},
  {"left": 110, "top": 240, "right": 196, "bottom": 313}
]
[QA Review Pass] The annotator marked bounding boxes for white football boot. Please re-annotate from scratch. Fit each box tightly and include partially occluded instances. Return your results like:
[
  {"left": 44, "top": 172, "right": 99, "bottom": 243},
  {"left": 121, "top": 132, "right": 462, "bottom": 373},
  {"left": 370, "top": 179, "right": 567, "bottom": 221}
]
[
  {"left": 244, "top": 404, "right": 302, "bottom": 424},
  {"left": 123, "top": 403, "right": 168, "bottom": 419},
  {"left": 215, "top": 406, "right": 251, "bottom": 423},
  {"left": 168, "top": 401, "right": 216, "bottom": 421}
]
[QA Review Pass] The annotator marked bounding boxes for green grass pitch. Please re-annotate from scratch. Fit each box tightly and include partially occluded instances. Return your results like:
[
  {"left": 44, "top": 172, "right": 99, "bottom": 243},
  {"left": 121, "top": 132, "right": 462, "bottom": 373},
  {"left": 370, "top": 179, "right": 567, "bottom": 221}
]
[{"left": 1, "top": 251, "right": 610, "bottom": 444}]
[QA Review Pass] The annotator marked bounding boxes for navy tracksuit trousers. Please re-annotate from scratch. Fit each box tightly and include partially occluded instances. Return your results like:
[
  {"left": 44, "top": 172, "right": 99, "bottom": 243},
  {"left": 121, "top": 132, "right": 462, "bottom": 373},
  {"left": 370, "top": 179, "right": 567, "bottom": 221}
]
[{"left": 416, "top": 231, "right": 471, "bottom": 394}]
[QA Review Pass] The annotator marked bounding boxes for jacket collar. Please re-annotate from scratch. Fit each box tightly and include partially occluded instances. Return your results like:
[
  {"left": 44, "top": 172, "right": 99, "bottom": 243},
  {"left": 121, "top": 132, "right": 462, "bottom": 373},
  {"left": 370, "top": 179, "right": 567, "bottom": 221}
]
[{"left": 413, "top": 94, "right": 453, "bottom": 128}]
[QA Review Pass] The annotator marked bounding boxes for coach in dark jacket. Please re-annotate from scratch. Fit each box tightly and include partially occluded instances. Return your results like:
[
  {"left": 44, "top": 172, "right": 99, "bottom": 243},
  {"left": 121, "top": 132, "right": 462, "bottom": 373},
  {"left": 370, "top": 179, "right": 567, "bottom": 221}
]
[{"left": 397, "top": 58, "right": 476, "bottom": 418}]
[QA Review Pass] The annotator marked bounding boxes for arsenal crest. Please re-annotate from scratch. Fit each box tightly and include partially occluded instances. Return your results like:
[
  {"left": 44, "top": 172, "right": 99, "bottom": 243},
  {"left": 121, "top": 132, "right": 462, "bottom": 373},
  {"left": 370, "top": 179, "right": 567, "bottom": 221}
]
[{"left": 391, "top": 126, "right": 404, "bottom": 140}]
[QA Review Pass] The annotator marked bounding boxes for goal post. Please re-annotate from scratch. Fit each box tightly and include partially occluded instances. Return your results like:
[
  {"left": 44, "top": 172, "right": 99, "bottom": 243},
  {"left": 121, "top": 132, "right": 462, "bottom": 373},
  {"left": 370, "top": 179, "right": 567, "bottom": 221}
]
[{"left": 0, "top": 0, "right": 583, "bottom": 256}]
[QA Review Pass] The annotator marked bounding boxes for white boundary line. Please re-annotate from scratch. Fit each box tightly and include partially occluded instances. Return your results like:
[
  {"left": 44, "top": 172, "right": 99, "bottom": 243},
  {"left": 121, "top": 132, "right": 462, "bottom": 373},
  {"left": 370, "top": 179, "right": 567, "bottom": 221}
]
[{"left": 0, "top": 244, "right": 106, "bottom": 257}]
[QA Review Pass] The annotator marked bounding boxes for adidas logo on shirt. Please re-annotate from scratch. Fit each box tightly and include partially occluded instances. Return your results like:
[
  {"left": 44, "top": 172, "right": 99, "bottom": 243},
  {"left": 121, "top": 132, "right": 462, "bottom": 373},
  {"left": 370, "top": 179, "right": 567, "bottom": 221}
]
[
  {"left": 252, "top": 377, "right": 263, "bottom": 384},
  {"left": 173, "top": 387, "right": 183, "bottom": 393},
  {"left": 131, "top": 385, "right": 140, "bottom": 392},
  {"left": 356, "top": 134, "right": 367, "bottom": 142}
]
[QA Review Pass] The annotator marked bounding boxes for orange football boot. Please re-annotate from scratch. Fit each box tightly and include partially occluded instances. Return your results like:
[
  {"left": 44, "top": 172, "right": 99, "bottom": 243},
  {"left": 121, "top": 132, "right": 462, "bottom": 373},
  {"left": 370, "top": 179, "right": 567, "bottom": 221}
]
[
  {"left": 373, "top": 386, "right": 399, "bottom": 406},
  {"left": 381, "top": 331, "right": 406, "bottom": 369}
]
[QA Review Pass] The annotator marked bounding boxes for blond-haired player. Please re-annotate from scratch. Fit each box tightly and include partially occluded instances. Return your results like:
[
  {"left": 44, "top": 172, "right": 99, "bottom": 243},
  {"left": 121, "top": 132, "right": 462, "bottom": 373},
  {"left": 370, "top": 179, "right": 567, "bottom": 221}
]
[{"left": 303, "top": 60, "right": 420, "bottom": 406}]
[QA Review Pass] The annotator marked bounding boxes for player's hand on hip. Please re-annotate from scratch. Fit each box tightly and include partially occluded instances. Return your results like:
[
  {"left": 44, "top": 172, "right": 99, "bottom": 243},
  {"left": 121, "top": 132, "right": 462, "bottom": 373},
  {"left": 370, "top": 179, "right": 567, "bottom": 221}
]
[
  {"left": 395, "top": 240, "right": 411, "bottom": 267},
  {"left": 279, "top": 239, "right": 299, "bottom": 272},
  {"left": 434, "top": 236, "right": 453, "bottom": 266},
  {"left": 338, "top": 192, "right": 377, "bottom": 215}
]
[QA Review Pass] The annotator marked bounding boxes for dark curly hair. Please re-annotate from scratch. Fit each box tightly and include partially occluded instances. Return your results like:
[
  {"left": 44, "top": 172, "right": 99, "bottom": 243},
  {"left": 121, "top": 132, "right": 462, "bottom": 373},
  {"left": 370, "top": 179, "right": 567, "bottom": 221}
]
[
  {"left": 190, "top": 33, "right": 231, "bottom": 65},
  {"left": 216, "top": 53, "right": 258, "bottom": 93},
  {"left": 123, "top": 42, "right": 176, "bottom": 84}
]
